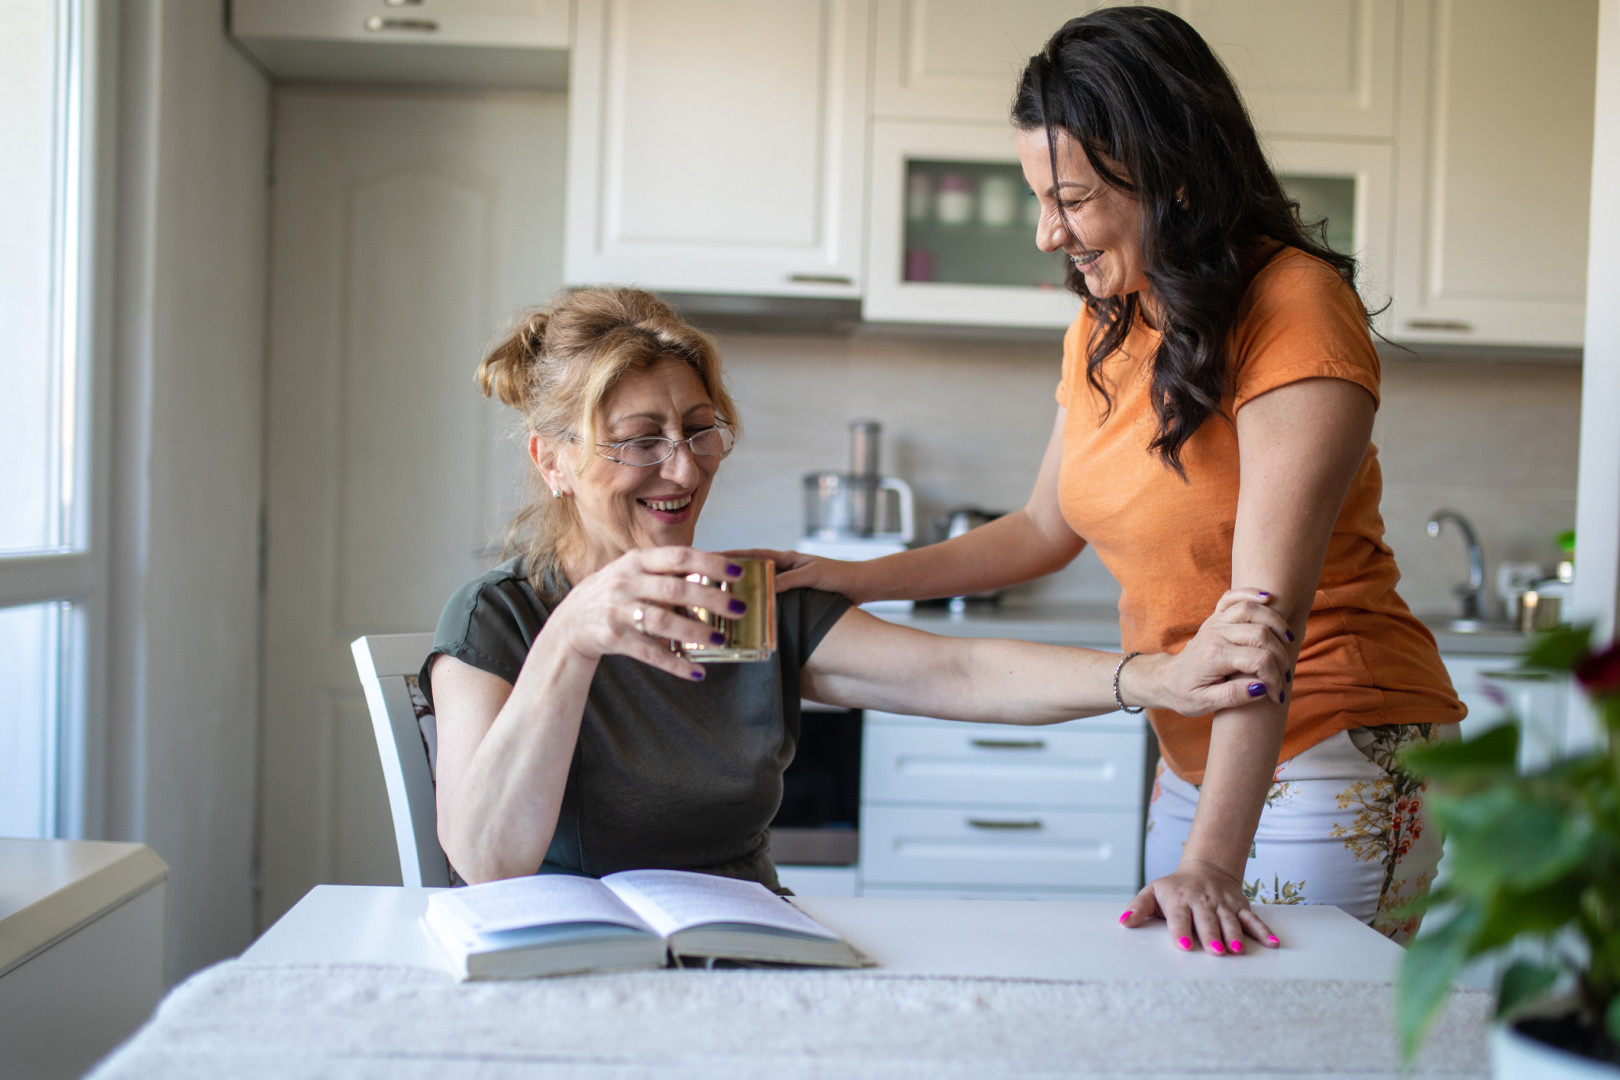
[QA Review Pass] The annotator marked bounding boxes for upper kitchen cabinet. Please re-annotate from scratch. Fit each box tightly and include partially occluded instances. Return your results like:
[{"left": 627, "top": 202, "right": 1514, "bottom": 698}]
[
  {"left": 230, "top": 0, "right": 571, "bottom": 89},
  {"left": 564, "top": 0, "right": 870, "bottom": 298},
  {"left": 1389, "top": 0, "right": 1597, "bottom": 349},
  {"left": 871, "top": 0, "right": 1397, "bottom": 140}
]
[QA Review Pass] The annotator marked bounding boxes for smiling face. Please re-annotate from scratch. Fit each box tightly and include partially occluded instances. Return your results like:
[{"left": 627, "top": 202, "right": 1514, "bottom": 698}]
[
  {"left": 533, "top": 357, "right": 724, "bottom": 577},
  {"left": 1016, "top": 127, "right": 1153, "bottom": 312}
]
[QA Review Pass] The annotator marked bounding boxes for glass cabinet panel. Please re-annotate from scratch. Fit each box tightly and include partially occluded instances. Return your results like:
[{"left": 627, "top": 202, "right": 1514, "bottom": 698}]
[
  {"left": 900, "top": 159, "right": 1064, "bottom": 289},
  {"left": 1278, "top": 173, "right": 1356, "bottom": 257}
]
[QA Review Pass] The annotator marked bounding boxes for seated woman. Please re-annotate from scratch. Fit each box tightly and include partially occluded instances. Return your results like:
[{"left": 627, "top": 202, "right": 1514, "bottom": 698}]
[{"left": 421, "top": 287, "right": 1292, "bottom": 909}]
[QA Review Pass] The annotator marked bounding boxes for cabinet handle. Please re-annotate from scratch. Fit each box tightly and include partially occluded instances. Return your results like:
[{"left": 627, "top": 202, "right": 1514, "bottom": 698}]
[
  {"left": 966, "top": 818, "right": 1044, "bottom": 831},
  {"left": 1405, "top": 319, "right": 1473, "bottom": 332},
  {"left": 1481, "top": 670, "right": 1560, "bottom": 682},
  {"left": 364, "top": 16, "right": 439, "bottom": 32},
  {"left": 384, "top": 0, "right": 426, "bottom": 6},
  {"left": 969, "top": 738, "right": 1047, "bottom": 750},
  {"left": 787, "top": 273, "right": 854, "bottom": 286}
]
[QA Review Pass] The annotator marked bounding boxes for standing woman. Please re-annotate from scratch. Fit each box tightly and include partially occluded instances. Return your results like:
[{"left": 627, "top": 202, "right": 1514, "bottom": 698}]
[{"left": 769, "top": 7, "right": 1463, "bottom": 951}]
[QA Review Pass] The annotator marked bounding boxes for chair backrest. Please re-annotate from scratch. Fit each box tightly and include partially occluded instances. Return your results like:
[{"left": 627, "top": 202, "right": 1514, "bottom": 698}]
[{"left": 350, "top": 632, "right": 451, "bottom": 887}]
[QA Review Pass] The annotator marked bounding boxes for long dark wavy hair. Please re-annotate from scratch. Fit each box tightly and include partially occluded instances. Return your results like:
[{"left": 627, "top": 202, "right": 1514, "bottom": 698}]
[{"left": 1012, "top": 6, "right": 1370, "bottom": 476}]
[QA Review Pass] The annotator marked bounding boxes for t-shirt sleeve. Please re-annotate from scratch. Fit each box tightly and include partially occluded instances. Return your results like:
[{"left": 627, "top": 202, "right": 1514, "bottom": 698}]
[
  {"left": 418, "top": 572, "right": 543, "bottom": 711},
  {"left": 1228, "top": 250, "right": 1381, "bottom": 412},
  {"left": 1055, "top": 312, "right": 1087, "bottom": 407}
]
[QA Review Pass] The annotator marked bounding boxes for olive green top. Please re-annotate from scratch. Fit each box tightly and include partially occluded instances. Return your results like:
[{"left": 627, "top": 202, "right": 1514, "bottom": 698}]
[{"left": 421, "top": 557, "right": 852, "bottom": 892}]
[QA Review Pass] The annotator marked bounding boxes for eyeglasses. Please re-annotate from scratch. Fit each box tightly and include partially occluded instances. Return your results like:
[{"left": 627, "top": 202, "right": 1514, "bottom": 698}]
[{"left": 578, "top": 423, "right": 737, "bottom": 467}]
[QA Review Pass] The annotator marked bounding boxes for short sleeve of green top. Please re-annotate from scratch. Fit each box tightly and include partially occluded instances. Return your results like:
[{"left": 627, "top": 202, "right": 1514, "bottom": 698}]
[{"left": 419, "top": 556, "right": 853, "bottom": 892}]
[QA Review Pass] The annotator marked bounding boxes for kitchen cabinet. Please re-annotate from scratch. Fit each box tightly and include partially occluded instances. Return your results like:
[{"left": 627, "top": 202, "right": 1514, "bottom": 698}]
[
  {"left": 1389, "top": 0, "right": 1597, "bottom": 348},
  {"left": 230, "top": 0, "right": 570, "bottom": 89},
  {"left": 1442, "top": 653, "right": 1570, "bottom": 772},
  {"left": 858, "top": 710, "right": 1148, "bottom": 900},
  {"left": 563, "top": 0, "right": 870, "bottom": 298},
  {"left": 871, "top": 0, "right": 1398, "bottom": 139}
]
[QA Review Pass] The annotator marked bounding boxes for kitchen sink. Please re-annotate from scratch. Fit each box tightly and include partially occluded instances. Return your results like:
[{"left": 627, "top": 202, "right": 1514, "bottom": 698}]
[{"left": 1421, "top": 616, "right": 1520, "bottom": 635}]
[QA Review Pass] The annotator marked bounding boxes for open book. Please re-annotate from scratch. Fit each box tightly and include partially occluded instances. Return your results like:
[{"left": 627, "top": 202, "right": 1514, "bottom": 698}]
[{"left": 422, "top": 868, "right": 870, "bottom": 980}]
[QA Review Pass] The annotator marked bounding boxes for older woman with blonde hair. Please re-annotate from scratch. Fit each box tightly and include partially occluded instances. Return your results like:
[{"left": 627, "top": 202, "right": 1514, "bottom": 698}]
[{"left": 421, "top": 286, "right": 1292, "bottom": 895}]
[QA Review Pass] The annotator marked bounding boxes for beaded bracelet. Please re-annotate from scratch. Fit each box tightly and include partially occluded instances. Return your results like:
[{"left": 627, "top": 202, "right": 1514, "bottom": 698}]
[{"left": 1113, "top": 651, "right": 1145, "bottom": 714}]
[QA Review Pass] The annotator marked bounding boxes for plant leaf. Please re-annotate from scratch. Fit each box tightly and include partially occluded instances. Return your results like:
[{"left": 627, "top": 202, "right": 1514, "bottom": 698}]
[
  {"left": 1608, "top": 996, "right": 1620, "bottom": 1045},
  {"left": 1496, "top": 960, "right": 1561, "bottom": 1018},
  {"left": 1437, "top": 789, "right": 1591, "bottom": 892},
  {"left": 1398, "top": 911, "right": 1477, "bottom": 1060},
  {"left": 1402, "top": 724, "right": 1519, "bottom": 782},
  {"left": 1523, "top": 625, "right": 1593, "bottom": 673},
  {"left": 1473, "top": 877, "right": 1584, "bottom": 952}
]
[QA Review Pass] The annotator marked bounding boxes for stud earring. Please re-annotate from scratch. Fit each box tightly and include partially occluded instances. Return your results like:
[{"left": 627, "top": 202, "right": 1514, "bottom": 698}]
[{"left": 551, "top": 489, "right": 563, "bottom": 499}]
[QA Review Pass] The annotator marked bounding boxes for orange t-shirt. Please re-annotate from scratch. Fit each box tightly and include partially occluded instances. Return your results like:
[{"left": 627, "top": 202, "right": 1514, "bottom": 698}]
[{"left": 1055, "top": 247, "right": 1464, "bottom": 784}]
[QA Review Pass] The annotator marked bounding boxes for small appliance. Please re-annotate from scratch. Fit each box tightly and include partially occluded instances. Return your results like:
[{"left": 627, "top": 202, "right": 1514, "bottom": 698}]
[{"left": 799, "top": 419, "right": 914, "bottom": 612}]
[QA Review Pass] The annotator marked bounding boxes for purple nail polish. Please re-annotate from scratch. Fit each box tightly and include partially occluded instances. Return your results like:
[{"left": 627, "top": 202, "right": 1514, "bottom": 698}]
[
  {"left": 726, "top": 563, "right": 743, "bottom": 577},
  {"left": 728, "top": 599, "right": 747, "bottom": 615},
  {"left": 1285, "top": 668, "right": 1293, "bottom": 684},
  {"left": 1178, "top": 936, "right": 1192, "bottom": 951},
  {"left": 689, "top": 668, "right": 706, "bottom": 681},
  {"left": 1280, "top": 691, "right": 1287, "bottom": 704},
  {"left": 1210, "top": 940, "right": 1226, "bottom": 955},
  {"left": 1247, "top": 682, "right": 1266, "bottom": 698},
  {"left": 1258, "top": 591, "right": 1270, "bottom": 599},
  {"left": 1285, "top": 629, "right": 1295, "bottom": 642},
  {"left": 710, "top": 632, "right": 726, "bottom": 645},
  {"left": 1229, "top": 940, "right": 1243, "bottom": 953}
]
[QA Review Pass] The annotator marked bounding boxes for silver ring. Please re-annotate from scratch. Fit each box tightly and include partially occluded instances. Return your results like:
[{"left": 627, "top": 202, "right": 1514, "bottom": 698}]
[{"left": 631, "top": 605, "right": 647, "bottom": 634}]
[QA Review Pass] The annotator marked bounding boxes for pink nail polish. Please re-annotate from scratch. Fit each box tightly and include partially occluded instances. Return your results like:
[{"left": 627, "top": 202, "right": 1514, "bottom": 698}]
[
  {"left": 1266, "top": 935, "right": 1279, "bottom": 946},
  {"left": 1210, "top": 940, "right": 1226, "bottom": 954},
  {"left": 1178, "top": 936, "right": 1192, "bottom": 951},
  {"left": 1119, "top": 911, "right": 1131, "bottom": 925},
  {"left": 1229, "top": 940, "right": 1243, "bottom": 953}
]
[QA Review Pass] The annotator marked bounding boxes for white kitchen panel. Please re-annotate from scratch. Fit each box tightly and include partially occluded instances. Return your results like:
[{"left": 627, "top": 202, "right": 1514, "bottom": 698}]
[
  {"left": 565, "top": 0, "right": 869, "bottom": 296},
  {"left": 862, "top": 721, "right": 1145, "bottom": 809},
  {"left": 860, "top": 804, "right": 1142, "bottom": 890}
]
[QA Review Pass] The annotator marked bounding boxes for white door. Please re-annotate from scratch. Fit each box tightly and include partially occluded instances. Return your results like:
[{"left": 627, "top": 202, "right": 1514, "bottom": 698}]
[
  {"left": 564, "top": 0, "right": 869, "bottom": 297},
  {"left": 259, "top": 87, "right": 565, "bottom": 926}
]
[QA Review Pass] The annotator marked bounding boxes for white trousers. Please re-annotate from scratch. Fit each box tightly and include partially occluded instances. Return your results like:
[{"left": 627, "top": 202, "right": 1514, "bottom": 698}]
[{"left": 1144, "top": 723, "right": 1448, "bottom": 945}]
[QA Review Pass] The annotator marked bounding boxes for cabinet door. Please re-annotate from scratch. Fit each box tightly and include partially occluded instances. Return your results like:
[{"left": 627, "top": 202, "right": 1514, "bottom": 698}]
[
  {"left": 872, "top": 0, "right": 1397, "bottom": 140},
  {"left": 1174, "top": 0, "right": 1397, "bottom": 139},
  {"left": 565, "top": 0, "right": 869, "bottom": 297},
  {"left": 864, "top": 120, "right": 1084, "bottom": 328},
  {"left": 1390, "top": 0, "right": 1597, "bottom": 348},
  {"left": 1441, "top": 654, "right": 1569, "bottom": 772}
]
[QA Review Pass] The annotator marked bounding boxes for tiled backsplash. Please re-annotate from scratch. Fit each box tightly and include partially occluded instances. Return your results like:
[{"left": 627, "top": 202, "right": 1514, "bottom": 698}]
[{"left": 692, "top": 330, "right": 1582, "bottom": 621}]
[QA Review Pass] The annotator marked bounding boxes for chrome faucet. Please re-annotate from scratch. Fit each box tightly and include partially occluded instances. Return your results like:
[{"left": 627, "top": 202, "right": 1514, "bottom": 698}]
[{"left": 1425, "top": 510, "right": 1484, "bottom": 620}]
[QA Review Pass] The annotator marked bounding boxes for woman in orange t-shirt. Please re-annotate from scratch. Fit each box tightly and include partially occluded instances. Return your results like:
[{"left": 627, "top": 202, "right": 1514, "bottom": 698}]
[{"left": 768, "top": 6, "right": 1463, "bottom": 952}]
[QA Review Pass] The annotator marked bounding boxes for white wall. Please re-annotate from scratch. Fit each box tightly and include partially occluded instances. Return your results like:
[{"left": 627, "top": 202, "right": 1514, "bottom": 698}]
[
  {"left": 1570, "top": 0, "right": 1620, "bottom": 746},
  {"left": 108, "top": 0, "right": 270, "bottom": 983}
]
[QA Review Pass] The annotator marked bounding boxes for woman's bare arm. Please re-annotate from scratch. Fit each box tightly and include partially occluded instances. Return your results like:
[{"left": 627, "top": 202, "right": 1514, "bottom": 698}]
[
  {"left": 758, "top": 410, "right": 1086, "bottom": 604},
  {"left": 1122, "top": 377, "right": 1376, "bottom": 953}
]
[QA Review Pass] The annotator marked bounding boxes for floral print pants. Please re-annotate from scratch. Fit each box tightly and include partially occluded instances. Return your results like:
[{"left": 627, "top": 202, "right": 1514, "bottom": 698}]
[{"left": 1144, "top": 723, "right": 1447, "bottom": 945}]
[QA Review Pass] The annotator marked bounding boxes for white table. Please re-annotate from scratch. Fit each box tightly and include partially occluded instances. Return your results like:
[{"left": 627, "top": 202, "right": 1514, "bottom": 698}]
[
  {"left": 243, "top": 884, "right": 1408, "bottom": 983},
  {"left": 90, "top": 886, "right": 1492, "bottom": 1079}
]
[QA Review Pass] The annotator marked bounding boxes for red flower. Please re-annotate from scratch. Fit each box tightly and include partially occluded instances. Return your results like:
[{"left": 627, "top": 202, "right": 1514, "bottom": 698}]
[{"left": 1575, "top": 641, "right": 1620, "bottom": 696}]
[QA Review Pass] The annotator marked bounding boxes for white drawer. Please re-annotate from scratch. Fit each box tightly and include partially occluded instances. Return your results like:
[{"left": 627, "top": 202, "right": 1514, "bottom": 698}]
[
  {"left": 859, "top": 805, "right": 1142, "bottom": 890},
  {"left": 861, "top": 722, "right": 1146, "bottom": 809}
]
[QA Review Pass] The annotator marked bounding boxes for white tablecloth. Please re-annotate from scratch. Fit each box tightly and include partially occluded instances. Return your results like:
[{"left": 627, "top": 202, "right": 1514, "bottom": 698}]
[{"left": 89, "top": 960, "right": 1492, "bottom": 1078}]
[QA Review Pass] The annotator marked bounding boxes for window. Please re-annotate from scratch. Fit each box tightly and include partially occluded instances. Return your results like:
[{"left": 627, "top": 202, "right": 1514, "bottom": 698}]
[{"left": 0, "top": 0, "right": 101, "bottom": 839}]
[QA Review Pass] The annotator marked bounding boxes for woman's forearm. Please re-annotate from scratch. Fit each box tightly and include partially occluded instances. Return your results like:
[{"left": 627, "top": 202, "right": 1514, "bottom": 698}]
[
  {"left": 846, "top": 507, "right": 1084, "bottom": 603},
  {"left": 436, "top": 632, "right": 596, "bottom": 882},
  {"left": 1178, "top": 701, "right": 1290, "bottom": 878}
]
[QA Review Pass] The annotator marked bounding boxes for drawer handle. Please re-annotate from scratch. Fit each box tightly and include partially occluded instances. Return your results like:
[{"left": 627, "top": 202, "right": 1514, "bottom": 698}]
[
  {"left": 969, "top": 738, "right": 1047, "bottom": 750},
  {"left": 1405, "top": 319, "right": 1473, "bottom": 332},
  {"left": 787, "top": 273, "right": 854, "bottom": 286},
  {"left": 364, "top": 16, "right": 439, "bottom": 32},
  {"left": 384, "top": 0, "right": 426, "bottom": 6},
  {"left": 966, "top": 818, "right": 1044, "bottom": 831}
]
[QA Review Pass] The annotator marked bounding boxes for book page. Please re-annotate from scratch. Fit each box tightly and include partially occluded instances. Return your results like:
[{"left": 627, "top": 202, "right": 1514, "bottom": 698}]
[
  {"left": 428, "top": 873, "right": 654, "bottom": 936},
  {"left": 602, "top": 869, "right": 839, "bottom": 941}
]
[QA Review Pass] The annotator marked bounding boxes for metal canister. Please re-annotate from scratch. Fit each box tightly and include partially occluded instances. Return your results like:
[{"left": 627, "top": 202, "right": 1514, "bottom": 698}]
[{"left": 678, "top": 557, "right": 777, "bottom": 662}]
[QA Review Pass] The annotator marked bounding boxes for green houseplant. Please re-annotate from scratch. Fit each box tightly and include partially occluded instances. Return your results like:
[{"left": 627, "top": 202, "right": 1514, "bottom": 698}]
[{"left": 1398, "top": 626, "right": 1620, "bottom": 1071}]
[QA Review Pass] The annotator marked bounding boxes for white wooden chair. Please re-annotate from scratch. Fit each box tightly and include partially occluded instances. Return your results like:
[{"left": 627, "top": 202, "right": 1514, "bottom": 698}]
[{"left": 350, "top": 632, "right": 452, "bottom": 887}]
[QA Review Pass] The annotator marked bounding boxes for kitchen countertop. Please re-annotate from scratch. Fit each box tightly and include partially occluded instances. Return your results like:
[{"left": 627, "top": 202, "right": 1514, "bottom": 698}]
[
  {"left": 874, "top": 600, "right": 1530, "bottom": 656},
  {"left": 0, "top": 839, "right": 169, "bottom": 978}
]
